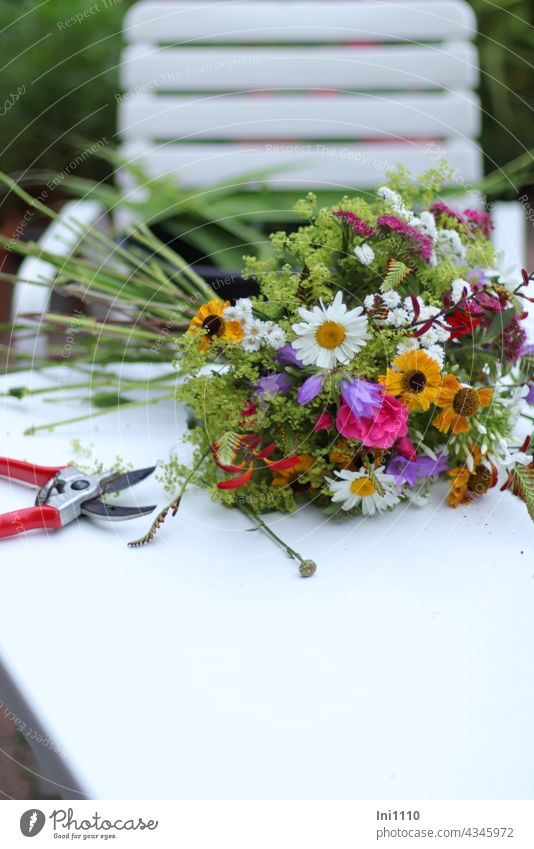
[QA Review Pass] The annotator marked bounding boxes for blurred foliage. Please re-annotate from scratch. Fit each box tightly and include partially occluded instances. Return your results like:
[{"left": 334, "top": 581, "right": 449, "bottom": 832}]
[
  {"left": 0, "top": 0, "right": 532, "bottom": 210},
  {"left": 470, "top": 0, "right": 534, "bottom": 182},
  {"left": 0, "top": 0, "right": 134, "bottom": 188}
]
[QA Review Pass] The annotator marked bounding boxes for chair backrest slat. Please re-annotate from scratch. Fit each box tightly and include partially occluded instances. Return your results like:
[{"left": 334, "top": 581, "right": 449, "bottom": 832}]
[
  {"left": 120, "top": 91, "right": 480, "bottom": 140},
  {"left": 118, "top": 0, "right": 482, "bottom": 189},
  {"left": 121, "top": 43, "right": 478, "bottom": 92},
  {"left": 119, "top": 139, "right": 482, "bottom": 188},
  {"left": 124, "top": 1, "right": 476, "bottom": 43}
]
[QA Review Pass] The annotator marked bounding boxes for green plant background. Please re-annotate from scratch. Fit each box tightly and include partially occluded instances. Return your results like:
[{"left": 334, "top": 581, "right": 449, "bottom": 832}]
[
  {"left": 0, "top": 0, "right": 134, "bottom": 186},
  {"left": 0, "top": 0, "right": 532, "bottom": 195}
]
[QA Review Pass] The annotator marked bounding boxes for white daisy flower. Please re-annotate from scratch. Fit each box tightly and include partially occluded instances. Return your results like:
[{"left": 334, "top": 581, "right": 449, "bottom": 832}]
[
  {"left": 326, "top": 467, "right": 400, "bottom": 515},
  {"left": 363, "top": 294, "right": 375, "bottom": 310},
  {"left": 354, "top": 243, "right": 375, "bottom": 265},
  {"left": 223, "top": 299, "right": 253, "bottom": 323},
  {"left": 292, "top": 291, "right": 370, "bottom": 369}
]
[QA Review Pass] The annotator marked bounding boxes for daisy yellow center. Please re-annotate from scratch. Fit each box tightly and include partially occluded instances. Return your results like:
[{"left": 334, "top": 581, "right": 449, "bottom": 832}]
[
  {"left": 453, "top": 387, "right": 480, "bottom": 416},
  {"left": 350, "top": 477, "right": 376, "bottom": 497},
  {"left": 315, "top": 321, "right": 346, "bottom": 350},
  {"left": 202, "top": 314, "right": 224, "bottom": 337},
  {"left": 401, "top": 369, "right": 427, "bottom": 394}
]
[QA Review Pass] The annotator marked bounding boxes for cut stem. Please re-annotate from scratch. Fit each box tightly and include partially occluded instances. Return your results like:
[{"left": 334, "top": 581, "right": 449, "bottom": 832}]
[{"left": 238, "top": 504, "right": 317, "bottom": 577}]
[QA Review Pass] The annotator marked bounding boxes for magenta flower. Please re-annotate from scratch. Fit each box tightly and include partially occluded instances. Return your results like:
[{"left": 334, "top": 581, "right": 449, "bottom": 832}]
[
  {"left": 297, "top": 373, "right": 324, "bottom": 405},
  {"left": 377, "top": 214, "right": 434, "bottom": 262},
  {"left": 499, "top": 316, "right": 527, "bottom": 364},
  {"left": 336, "top": 393, "right": 408, "bottom": 449},
  {"left": 314, "top": 411, "right": 333, "bottom": 432},
  {"left": 430, "top": 201, "right": 466, "bottom": 226},
  {"left": 386, "top": 453, "right": 449, "bottom": 486},
  {"left": 333, "top": 209, "right": 375, "bottom": 238},
  {"left": 341, "top": 379, "right": 384, "bottom": 418},
  {"left": 395, "top": 435, "right": 417, "bottom": 461},
  {"left": 463, "top": 209, "right": 493, "bottom": 236}
]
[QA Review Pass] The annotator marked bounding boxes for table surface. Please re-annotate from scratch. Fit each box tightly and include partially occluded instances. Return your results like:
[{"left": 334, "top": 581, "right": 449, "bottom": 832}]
[{"left": 0, "top": 364, "right": 533, "bottom": 800}]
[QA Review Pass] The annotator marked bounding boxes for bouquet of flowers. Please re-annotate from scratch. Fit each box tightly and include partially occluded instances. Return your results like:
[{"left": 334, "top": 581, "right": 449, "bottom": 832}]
[{"left": 126, "top": 166, "right": 534, "bottom": 575}]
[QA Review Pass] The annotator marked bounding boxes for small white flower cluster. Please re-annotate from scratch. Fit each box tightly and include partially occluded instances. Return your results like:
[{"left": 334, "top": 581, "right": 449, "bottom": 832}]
[
  {"left": 223, "top": 298, "right": 286, "bottom": 352},
  {"left": 377, "top": 186, "right": 415, "bottom": 224},
  {"left": 365, "top": 292, "right": 448, "bottom": 366},
  {"left": 363, "top": 290, "right": 401, "bottom": 314},
  {"left": 450, "top": 277, "right": 471, "bottom": 304},
  {"left": 354, "top": 243, "right": 375, "bottom": 265},
  {"left": 434, "top": 228, "right": 466, "bottom": 266}
]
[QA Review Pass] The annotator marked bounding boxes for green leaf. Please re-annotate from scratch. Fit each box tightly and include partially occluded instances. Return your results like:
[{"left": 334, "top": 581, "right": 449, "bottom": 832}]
[
  {"left": 486, "top": 307, "right": 516, "bottom": 342},
  {"left": 91, "top": 392, "right": 131, "bottom": 409},
  {"left": 381, "top": 260, "right": 412, "bottom": 292},
  {"left": 512, "top": 464, "right": 534, "bottom": 524}
]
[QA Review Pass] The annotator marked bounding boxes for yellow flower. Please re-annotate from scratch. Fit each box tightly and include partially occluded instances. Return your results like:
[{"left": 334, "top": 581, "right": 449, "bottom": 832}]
[
  {"left": 379, "top": 349, "right": 442, "bottom": 411},
  {"left": 433, "top": 374, "right": 493, "bottom": 435},
  {"left": 189, "top": 298, "right": 244, "bottom": 349},
  {"left": 271, "top": 454, "right": 316, "bottom": 488},
  {"left": 447, "top": 445, "right": 495, "bottom": 507}
]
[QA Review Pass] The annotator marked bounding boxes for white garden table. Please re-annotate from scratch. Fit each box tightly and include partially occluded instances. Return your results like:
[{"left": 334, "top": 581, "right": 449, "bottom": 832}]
[{"left": 0, "top": 364, "right": 533, "bottom": 800}]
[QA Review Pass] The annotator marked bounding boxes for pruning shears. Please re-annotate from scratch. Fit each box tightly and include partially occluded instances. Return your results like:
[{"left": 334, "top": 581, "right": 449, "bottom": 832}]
[{"left": 0, "top": 457, "right": 156, "bottom": 540}]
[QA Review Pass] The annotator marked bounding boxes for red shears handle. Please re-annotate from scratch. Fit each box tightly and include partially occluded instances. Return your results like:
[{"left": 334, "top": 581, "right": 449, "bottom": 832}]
[
  {"left": 0, "top": 457, "right": 66, "bottom": 487},
  {"left": 0, "top": 506, "right": 62, "bottom": 539}
]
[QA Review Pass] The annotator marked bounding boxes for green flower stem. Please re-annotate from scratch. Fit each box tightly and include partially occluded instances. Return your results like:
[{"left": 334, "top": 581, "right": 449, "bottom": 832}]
[
  {"left": 127, "top": 446, "right": 212, "bottom": 548},
  {"left": 24, "top": 393, "right": 173, "bottom": 435},
  {"left": 363, "top": 456, "right": 384, "bottom": 494},
  {"left": 238, "top": 503, "right": 317, "bottom": 577},
  {"left": 0, "top": 375, "right": 177, "bottom": 400}
]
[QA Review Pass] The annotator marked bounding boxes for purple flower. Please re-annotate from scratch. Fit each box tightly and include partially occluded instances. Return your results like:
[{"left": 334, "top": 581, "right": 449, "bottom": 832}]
[
  {"left": 276, "top": 345, "right": 303, "bottom": 367},
  {"left": 297, "top": 373, "right": 324, "bottom": 405},
  {"left": 520, "top": 343, "right": 534, "bottom": 358},
  {"left": 377, "top": 214, "right": 434, "bottom": 262},
  {"left": 256, "top": 373, "right": 293, "bottom": 397},
  {"left": 386, "top": 452, "right": 449, "bottom": 486},
  {"left": 341, "top": 379, "right": 384, "bottom": 418},
  {"left": 526, "top": 384, "right": 534, "bottom": 405}
]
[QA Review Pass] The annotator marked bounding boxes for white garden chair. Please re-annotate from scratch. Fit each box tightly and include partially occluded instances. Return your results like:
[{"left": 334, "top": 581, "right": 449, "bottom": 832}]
[{"left": 11, "top": 0, "right": 526, "bottom": 329}]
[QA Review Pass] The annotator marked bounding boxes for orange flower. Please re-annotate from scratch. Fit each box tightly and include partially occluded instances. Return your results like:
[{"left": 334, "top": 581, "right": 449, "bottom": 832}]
[
  {"left": 447, "top": 445, "right": 496, "bottom": 507},
  {"left": 271, "top": 454, "right": 316, "bottom": 488},
  {"left": 433, "top": 375, "right": 493, "bottom": 435},
  {"left": 189, "top": 298, "right": 244, "bottom": 350}
]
